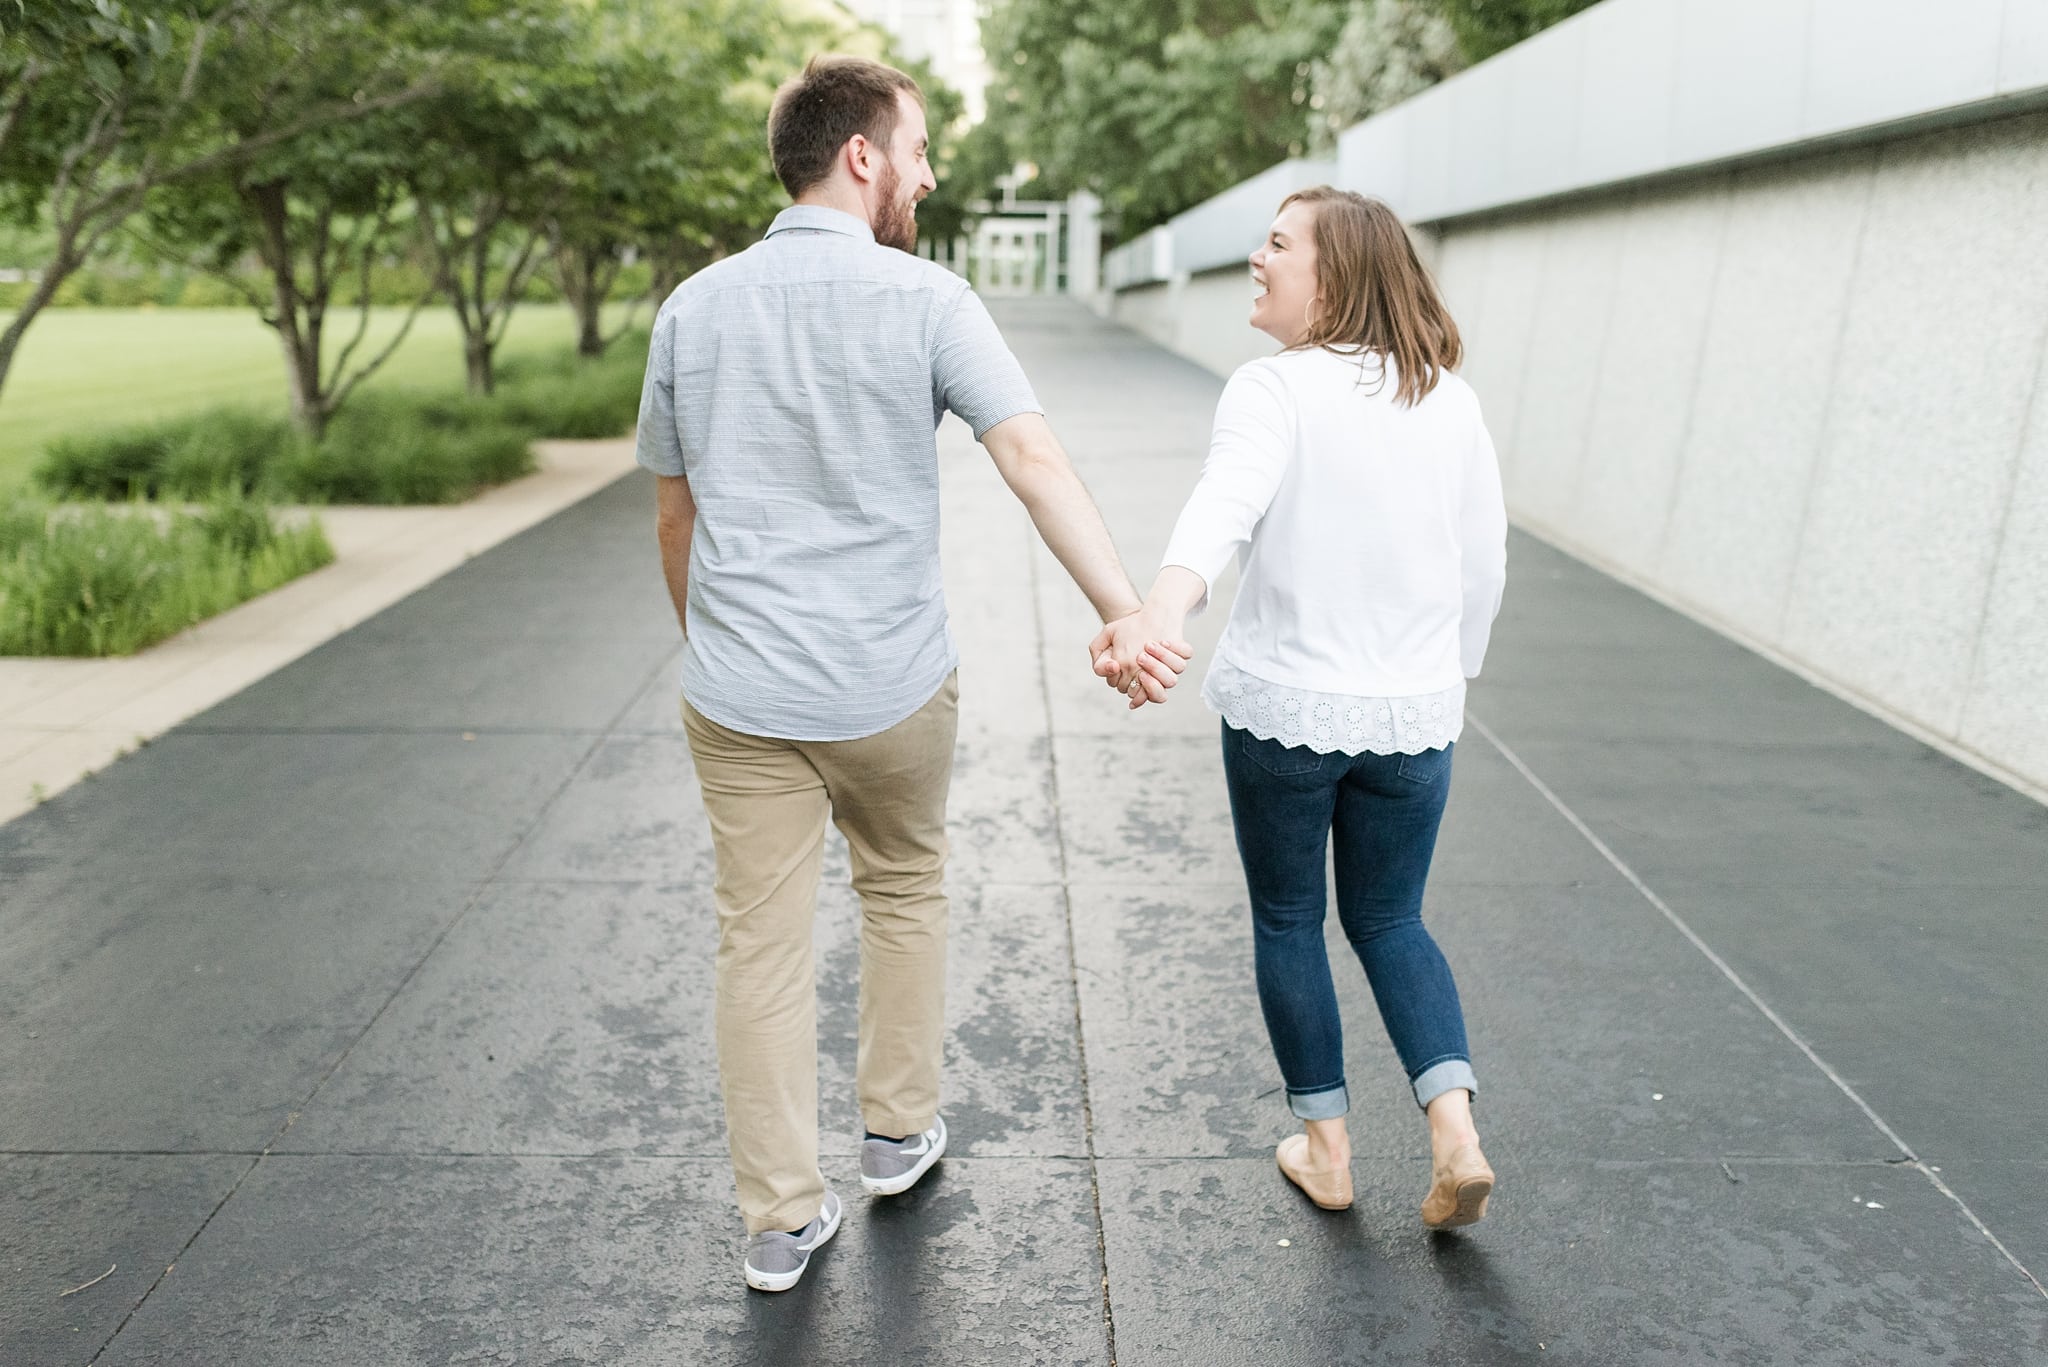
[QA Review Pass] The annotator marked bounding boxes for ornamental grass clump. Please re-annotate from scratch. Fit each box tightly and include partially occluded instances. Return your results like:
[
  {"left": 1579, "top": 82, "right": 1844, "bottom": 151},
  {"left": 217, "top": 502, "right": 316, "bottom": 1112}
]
[
  {"left": 493, "top": 341, "right": 647, "bottom": 440},
  {"left": 268, "top": 391, "right": 535, "bottom": 504},
  {"left": 30, "top": 340, "right": 644, "bottom": 507},
  {"left": 35, "top": 408, "right": 297, "bottom": 500},
  {"left": 0, "top": 492, "right": 334, "bottom": 657}
]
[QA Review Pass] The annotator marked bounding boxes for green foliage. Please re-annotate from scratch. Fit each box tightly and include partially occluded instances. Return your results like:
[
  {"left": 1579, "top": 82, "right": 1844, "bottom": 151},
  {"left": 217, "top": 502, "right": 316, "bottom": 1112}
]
[
  {"left": 544, "top": 2, "right": 786, "bottom": 301},
  {"left": 159, "top": 407, "right": 290, "bottom": 495},
  {"left": 1307, "top": 1, "right": 1463, "bottom": 155},
  {"left": 979, "top": 0, "right": 1348, "bottom": 234},
  {"left": 0, "top": 0, "right": 444, "bottom": 407},
  {"left": 269, "top": 393, "right": 535, "bottom": 505},
  {"left": 975, "top": 0, "right": 1596, "bottom": 234},
  {"left": 492, "top": 341, "right": 649, "bottom": 440},
  {"left": 1422, "top": 0, "right": 1601, "bottom": 61},
  {"left": 916, "top": 115, "right": 1015, "bottom": 245},
  {"left": 0, "top": 491, "right": 335, "bottom": 657},
  {"left": 4, "top": 0, "right": 805, "bottom": 423},
  {"left": 32, "top": 396, "right": 533, "bottom": 506},
  {"left": 38, "top": 419, "right": 192, "bottom": 500},
  {"left": 31, "top": 339, "right": 644, "bottom": 503},
  {"left": 0, "top": 258, "right": 539, "bottom": 311}
]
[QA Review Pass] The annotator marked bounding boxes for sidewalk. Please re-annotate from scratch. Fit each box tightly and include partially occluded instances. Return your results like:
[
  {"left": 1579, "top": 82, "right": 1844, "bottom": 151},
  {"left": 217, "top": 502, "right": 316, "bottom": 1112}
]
[
  {"left": 0, "top": 439, "right": 638, "bottom": 826},
  {"left": 3, "top": 299, "right": 2043, "bottom": 1365}
]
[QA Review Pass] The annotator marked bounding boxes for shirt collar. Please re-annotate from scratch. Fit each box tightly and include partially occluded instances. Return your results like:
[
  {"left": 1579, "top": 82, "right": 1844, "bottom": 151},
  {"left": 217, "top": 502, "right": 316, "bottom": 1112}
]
[{"left": 765, "top": 204, "right": 877, "bottom": 244}]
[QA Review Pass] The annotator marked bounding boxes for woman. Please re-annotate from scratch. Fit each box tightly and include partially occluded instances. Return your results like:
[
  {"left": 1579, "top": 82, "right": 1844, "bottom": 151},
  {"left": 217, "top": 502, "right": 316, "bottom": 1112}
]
[{"left": 1106, "top": 187, "right": 1507, "bottom": 1228}]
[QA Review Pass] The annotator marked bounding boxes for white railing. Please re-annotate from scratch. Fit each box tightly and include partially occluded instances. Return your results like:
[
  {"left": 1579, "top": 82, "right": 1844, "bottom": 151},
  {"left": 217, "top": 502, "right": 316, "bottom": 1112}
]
[
  {"left": 1103, "top": 226, "right": 1174, "bottom": 291},
  {"left": 1167, "top": 158, "right": 1338, "bottom": 275}
]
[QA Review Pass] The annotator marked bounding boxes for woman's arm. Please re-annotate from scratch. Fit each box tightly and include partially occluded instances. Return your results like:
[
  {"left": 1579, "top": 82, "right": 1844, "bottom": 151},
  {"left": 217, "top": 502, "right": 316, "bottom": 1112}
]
[
  {"left": 1460, "top": 413, "right": 1508, "bottom": 677},
  {"left": 1092, "top": 363, "right": 1296, "bottom": 702},
  {"left": 1156, "top": 363, "right": 1296, "bottom": 612}
]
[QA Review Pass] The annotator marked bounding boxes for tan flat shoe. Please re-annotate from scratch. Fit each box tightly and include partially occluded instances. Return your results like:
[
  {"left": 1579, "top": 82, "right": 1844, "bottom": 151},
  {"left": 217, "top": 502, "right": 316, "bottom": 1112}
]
[
  {"left": 1276, "top": 1133, "right": 1354, "bottom": 1211},
  {"left": 1421, "top": 1142, "right": 1494, "bottom": 1229}
]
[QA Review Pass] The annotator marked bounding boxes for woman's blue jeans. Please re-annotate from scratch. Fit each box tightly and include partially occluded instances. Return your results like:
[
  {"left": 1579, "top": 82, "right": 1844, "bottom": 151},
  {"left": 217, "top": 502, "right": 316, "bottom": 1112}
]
[{"left": 1221, "top": 722, "right": 1477, "bottom": 1118}]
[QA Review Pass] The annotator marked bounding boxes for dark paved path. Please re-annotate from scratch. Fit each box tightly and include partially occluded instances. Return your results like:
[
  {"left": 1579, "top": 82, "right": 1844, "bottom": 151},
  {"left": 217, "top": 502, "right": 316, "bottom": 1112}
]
[{"left": 4, "top": 299, "right": 2046, "bottom": 1366}]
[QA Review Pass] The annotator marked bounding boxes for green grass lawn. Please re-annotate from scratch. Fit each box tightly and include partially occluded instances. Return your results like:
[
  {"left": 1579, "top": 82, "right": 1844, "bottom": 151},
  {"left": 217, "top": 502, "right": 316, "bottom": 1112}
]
[{"left": 0, "top": 304, "right": 639, "bottom": 499}]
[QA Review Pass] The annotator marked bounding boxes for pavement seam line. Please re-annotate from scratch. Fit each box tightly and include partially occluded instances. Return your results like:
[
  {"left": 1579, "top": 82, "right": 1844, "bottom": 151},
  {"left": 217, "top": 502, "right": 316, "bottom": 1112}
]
[
  {"left": 1468, "top": 713, "right": 2048, "bottom": 1303},
  {"left": 85, "top": 638, "right": 682, "bottom": 1364},
  {"left": 267, "top": 641, "right": 678, "bottom": 1135},
  {"left": 1030, "top": 535, "right": 1119, "bottom": 1367},
  {"left": 82, "top": 1152, "right": 263, "bottom": 1365}
]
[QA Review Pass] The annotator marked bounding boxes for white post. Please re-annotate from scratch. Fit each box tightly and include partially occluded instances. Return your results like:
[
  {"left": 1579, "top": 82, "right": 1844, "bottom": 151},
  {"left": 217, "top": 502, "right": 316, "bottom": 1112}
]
[{"left": 1065, "top": 191, "right": 1102, "bottom": 305}]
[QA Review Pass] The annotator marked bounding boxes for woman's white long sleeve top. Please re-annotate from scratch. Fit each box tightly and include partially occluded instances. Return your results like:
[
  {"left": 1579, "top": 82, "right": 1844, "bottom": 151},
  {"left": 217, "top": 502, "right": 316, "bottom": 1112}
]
[{"left": 1159, "top": 346, "right": 1508, "bottom": 755}]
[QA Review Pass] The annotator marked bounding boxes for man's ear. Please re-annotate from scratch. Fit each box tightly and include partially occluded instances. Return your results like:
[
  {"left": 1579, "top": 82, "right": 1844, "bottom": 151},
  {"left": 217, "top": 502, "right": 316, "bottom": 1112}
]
[{"left": 845, "top": 133, "right": 876, "bottom": 187}]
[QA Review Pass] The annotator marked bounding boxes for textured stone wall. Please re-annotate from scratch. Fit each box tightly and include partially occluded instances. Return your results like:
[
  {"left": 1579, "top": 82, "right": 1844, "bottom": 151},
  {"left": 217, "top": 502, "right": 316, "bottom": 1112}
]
[{"left": 1110, "top": 109, "right": 2048, "bottom": 791}]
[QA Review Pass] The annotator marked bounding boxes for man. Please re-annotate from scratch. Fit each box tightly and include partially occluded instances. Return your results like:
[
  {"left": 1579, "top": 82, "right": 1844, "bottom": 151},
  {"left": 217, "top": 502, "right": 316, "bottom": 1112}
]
[{"left": 636, "top": 55, "right": 1183, "bottom": 1293}]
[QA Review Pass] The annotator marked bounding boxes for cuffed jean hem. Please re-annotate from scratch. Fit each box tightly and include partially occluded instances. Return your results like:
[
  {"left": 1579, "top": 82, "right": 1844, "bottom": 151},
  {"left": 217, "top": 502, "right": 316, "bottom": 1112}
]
[
  {"left": 1411, "top": 1058, "right": 1477, "bottom": 1111},
  {"left": 1287, "top": 1082, "right": 1351, "bottom": 1121}
]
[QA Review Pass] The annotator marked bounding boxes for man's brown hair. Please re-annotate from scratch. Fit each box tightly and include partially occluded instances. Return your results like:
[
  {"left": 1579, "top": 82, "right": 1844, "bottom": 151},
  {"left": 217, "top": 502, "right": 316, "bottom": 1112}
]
[
  {"left": 1280, "top": 187, "right": 1463, "bottom": 407},
  {"left": 768, "top": 56, "right": 925, "bottom": 199}
]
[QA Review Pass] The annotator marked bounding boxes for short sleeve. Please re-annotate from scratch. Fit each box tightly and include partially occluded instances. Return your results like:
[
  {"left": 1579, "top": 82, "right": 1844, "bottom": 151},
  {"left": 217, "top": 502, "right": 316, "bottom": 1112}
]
[
  {"left": 932, "top": 288, "right": 1042, "bottom": 438},
  {"left": 634, "top": 312, "right": 687, "bottom": 477}
]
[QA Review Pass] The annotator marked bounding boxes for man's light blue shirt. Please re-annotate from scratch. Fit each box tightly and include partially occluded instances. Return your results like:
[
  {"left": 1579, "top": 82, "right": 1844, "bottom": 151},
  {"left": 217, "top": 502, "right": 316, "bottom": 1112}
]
[{"left": 636, "top": 205, "right": 1041, "bottom": 740}]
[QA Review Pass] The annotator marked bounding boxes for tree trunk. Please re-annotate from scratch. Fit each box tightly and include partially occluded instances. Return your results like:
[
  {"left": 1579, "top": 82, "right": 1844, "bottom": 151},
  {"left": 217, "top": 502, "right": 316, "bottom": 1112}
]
[
  {"left": 279, "top": 329, "right": 328, "bottom": 440},
  {"left": 0, "top": 240, "right": 83, "bottom": 409},
  {"left": 555, "top": 241, "right": 607, "bottom": 358},
  {"left": 464, "top": 334, "right": 495, "bottom": 396},
  {"left": 250, "top": 183, "right": 334, "bottom": 441},
  {"left": 647, "top": 241, "right": 686, "bottom": 303}
]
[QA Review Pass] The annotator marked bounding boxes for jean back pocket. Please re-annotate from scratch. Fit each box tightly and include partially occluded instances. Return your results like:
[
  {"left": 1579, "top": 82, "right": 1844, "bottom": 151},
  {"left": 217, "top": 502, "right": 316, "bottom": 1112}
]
[
  {"left": 1396, "top": 742, "right": 1454, "bottom": 785},
  {"left": 1239, "top": 730, "right": 1325, "bottom": 777}
]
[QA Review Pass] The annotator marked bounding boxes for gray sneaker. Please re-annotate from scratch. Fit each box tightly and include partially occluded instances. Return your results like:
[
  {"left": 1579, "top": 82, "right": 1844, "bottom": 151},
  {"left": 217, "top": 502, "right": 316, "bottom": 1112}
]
[
  {"left": 742, "top": 1189, "right": 841, "bottom": 1293},
  {"left": 860, "top": 1115, "right": 948, "bottom": 1195}
]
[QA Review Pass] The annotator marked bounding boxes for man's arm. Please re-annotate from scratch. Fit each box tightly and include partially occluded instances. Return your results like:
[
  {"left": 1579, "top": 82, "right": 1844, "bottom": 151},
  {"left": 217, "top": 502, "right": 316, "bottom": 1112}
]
[
  {"left": 980, "top": 412, "right": 1142, "bottom": 625},
  {"left": 654, "top": 474, "right": 696, "bottom": 635}
]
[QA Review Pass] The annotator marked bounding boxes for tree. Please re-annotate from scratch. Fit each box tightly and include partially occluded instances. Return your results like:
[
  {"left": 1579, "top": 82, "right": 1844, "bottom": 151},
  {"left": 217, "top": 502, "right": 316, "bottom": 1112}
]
[
  {"left": 404, "top": 4, "right": 584, "bottom": 395},
  {"left": 978, "top": 0, "right": 1347, "bottom": 233},
  {"left": 1306, "top": 0, "right": 1463, "bottom": 156},
  {"left": 546, "top": 0, "right": 781, "bottom": 356},
  {"left": 0, "top": 0, "right": 433, "bottom": 408},
  {"left": 141, "top": 2, "right": 466, "bottom": 439},
  {"left": 1418, "top": 0, "right": 1600, "bottom": 62},
  {"left": 972, "top": 0, "right": 1598, "bottom": 237}
]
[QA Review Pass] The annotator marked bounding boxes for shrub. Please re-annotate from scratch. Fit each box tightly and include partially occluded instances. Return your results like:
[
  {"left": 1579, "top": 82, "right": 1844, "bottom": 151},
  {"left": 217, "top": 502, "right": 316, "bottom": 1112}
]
[
  {"left": 495, "top": 339, "right": 647, "bottom": 439},
  {"left": 35, "top": 409, "right": 298, "bottom": 501},
  {"left": 0, "top": 492, "right": 334, "bottom": 657},
  {"left": 28, "top": 339, "right": 639, "bottom": 506},
  {"left": 161, "top": 409, "right": 298, "bottom": 496},
  {"left": 172, "top": 273, "right": 263, "bottom": 308},
  {"left": 36, "top": 420, "right": 189, "bottom": 499},
  {"left": 272, "top": 391, "right": 535, "bottom": 504}
]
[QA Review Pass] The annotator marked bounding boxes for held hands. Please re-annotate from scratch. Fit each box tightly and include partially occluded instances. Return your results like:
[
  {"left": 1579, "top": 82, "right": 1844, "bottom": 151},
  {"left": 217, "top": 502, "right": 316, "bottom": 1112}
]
[{"left": 1088, "top": 606, "right": 1193, "bottom": 710}]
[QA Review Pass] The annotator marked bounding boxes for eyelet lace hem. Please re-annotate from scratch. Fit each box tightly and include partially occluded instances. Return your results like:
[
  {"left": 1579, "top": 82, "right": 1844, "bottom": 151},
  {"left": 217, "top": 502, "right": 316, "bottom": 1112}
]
[{"left": 1204, "top": 660, "right": 1464, "bottom": 756}]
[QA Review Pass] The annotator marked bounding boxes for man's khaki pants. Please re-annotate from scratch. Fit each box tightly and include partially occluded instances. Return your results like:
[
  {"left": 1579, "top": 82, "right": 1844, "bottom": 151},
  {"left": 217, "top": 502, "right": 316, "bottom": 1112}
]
[{"left": 681, "top": 674, "right": 958, "bottom": 1235}]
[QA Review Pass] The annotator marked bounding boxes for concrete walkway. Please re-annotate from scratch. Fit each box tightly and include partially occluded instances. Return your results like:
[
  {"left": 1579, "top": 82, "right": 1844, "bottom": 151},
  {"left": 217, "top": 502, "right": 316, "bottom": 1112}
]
[
  {"left": 0, "top": 439, "right": 638, "bottom": 826},
  {"left": 4, "top": 299, "right": 2045, "bottom": 1366}
]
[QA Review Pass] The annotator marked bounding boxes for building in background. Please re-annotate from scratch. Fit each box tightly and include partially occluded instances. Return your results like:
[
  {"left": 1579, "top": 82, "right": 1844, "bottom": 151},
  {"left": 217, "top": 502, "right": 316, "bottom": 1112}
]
[{"left": 836, "top": 0, "right": 990, "bottom": 123}]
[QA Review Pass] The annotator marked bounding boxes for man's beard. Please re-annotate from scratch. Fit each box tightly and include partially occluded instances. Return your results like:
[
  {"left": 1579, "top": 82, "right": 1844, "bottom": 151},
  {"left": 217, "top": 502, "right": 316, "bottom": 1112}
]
[{"left": 874, "top": 163, "right": 919, "bottom": 253}]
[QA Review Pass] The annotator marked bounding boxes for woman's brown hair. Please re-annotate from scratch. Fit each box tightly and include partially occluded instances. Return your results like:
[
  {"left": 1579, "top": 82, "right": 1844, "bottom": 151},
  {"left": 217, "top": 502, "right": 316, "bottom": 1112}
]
[{"left": 1279, "top": 186, "right": 1462, "bottom": 407}]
